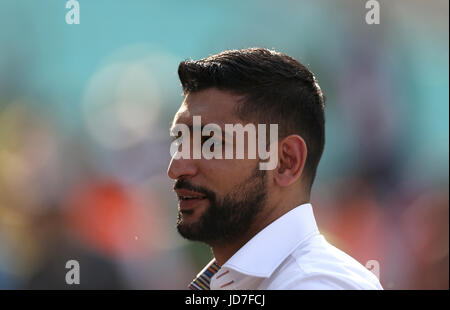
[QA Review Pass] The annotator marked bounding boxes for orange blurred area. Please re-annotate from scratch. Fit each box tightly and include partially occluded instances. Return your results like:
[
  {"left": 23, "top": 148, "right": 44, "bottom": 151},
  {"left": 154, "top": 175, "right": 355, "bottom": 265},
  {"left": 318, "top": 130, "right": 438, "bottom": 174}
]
[{"left": 64, "top": 180, "right": 161, "bottom": 259}]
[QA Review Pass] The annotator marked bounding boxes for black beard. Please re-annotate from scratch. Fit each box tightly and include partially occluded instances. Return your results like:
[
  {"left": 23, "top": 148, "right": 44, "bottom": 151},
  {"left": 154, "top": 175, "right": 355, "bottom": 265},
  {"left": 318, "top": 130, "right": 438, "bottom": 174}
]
[{"left": 175, "top": 167, "right": 267, "bottom": 245}]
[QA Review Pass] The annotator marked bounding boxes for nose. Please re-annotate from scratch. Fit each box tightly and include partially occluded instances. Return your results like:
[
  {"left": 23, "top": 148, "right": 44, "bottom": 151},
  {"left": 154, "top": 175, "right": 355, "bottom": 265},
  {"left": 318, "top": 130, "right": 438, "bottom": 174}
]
[{"left": 167, "top": 155, "right": 198, "bottom": 180}]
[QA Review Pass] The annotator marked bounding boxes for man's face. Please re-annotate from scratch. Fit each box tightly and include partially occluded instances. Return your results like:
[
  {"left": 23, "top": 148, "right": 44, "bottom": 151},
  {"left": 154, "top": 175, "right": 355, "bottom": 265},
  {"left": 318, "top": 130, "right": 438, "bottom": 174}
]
[{"left": 167, "top": 88, "right": 268, "bottom": 245}]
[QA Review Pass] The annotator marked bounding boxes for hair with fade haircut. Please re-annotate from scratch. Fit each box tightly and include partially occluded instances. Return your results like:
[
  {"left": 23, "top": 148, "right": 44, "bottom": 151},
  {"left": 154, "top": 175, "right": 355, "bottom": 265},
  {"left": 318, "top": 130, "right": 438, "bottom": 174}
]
[{"left": 177, "top": 47, "right": 326, "bottom": 190}]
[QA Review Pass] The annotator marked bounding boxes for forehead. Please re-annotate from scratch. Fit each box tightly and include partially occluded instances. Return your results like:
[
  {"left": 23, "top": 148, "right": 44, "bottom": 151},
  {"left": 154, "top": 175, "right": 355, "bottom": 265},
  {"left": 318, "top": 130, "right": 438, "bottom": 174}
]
[{"left": 172, "top": 88, "right": 243, "bottom": 127}]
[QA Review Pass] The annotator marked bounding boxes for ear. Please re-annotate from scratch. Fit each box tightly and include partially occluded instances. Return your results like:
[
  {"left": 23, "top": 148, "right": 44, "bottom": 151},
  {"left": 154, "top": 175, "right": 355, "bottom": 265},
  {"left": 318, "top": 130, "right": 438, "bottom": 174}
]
[{"left": 273, "top": 135, "right": 307, "bottom": 187}]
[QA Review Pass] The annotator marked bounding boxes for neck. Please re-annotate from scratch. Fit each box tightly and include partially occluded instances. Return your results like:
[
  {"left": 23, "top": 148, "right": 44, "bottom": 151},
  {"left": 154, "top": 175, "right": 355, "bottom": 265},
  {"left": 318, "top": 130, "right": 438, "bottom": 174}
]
[{"left": 211, "top": 195, "right": 308, "bottom": 266}]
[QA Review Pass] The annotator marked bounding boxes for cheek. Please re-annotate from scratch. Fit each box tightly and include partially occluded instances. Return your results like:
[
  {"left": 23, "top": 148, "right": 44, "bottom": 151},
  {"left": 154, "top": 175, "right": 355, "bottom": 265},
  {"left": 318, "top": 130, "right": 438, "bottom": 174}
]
[{"left": 199, "top": 159, "right": 257, "bottom": 193}]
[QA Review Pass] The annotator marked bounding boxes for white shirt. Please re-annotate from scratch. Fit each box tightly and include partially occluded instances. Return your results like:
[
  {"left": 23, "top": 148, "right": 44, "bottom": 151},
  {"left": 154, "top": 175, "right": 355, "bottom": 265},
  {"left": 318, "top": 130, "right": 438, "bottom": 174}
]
[{"left": 190, "top": 203, "right": 383, "bottom": 290}]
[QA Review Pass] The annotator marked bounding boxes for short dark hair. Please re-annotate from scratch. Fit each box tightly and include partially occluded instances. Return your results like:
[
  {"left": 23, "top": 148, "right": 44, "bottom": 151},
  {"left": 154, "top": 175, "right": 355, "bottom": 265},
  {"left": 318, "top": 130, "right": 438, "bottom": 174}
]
[{"left": 178, "top": 47, "right": 326, "bottom": 190}]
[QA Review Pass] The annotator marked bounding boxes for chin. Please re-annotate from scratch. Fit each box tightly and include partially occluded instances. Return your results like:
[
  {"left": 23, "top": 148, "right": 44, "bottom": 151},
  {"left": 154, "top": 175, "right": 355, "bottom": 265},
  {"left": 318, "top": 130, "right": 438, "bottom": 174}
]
[{"left": 176, "top": 222, "right": 201, "bottom": 241}]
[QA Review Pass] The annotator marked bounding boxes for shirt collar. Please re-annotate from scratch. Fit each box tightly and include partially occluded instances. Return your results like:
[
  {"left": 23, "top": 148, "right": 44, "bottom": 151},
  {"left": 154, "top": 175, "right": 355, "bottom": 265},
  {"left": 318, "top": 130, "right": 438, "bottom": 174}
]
[
  {"left": 188, "top": 203, "right": 319, "bottom": 289},
  {"left": 222, "top": 203, "right": 319, "bottom": 278}
]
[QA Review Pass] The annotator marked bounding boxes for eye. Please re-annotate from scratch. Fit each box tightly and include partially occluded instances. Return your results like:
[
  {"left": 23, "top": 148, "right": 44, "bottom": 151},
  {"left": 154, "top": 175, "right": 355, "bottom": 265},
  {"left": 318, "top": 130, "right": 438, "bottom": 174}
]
[
  {"left": 201, "top": 136, "right": 212, "bottom": 149},
  {"left": 201, "top": 136, "right": 223, "bottom": 152}
]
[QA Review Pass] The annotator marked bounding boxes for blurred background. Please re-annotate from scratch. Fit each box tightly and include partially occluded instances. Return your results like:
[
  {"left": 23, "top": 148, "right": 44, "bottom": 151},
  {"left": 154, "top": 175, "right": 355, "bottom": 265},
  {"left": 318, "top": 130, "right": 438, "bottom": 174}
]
[{"left": 0, "top": 0, "right": 448, "bottom": 289}]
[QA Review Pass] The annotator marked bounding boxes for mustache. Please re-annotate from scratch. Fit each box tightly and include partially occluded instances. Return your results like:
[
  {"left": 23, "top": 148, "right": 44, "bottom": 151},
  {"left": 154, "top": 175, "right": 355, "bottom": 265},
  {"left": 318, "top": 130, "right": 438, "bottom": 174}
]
[{"left": 173, "top": 179, "right": 216, "bottom": 200}]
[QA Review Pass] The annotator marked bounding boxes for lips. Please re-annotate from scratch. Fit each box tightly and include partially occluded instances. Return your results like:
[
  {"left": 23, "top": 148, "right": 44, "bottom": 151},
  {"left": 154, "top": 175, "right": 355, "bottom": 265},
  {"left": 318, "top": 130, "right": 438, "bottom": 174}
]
[{"left": 175, "top": 188, "right": 208, "bottom": 212}]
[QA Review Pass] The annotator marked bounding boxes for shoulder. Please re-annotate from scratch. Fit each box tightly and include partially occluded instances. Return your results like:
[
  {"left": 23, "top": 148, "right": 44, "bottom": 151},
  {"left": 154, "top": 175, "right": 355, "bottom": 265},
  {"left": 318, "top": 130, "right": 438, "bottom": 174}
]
[{"left": 263, "top": 234, "right": 383, "bottom": 290}]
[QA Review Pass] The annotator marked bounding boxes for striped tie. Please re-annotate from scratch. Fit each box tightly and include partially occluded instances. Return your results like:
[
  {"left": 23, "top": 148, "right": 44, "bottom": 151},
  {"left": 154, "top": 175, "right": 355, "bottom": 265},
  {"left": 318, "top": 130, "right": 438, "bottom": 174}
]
[{"left": 188, "top": 260, "right": 221, "bottom": 290}]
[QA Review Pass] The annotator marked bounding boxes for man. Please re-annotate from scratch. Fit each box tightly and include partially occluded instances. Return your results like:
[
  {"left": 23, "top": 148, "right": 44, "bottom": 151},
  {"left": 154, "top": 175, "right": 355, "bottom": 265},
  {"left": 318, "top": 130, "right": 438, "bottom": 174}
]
[{"left": 167, "top": 48, "right": 383, "bottom": 290}]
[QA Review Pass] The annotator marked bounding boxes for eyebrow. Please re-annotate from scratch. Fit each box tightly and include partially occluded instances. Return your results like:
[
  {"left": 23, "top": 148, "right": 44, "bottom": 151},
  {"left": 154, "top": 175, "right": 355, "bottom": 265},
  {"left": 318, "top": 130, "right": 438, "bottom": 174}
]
[
  {"left": 169, "top": 124, "right": 240, "bottom": 148},
  {"left": 170, "top": 124, "right": 225, "bottom": 136},
  {"left": 170, "top": 120, "right": 227, "bottom": 133},
  {"left": 170, "top": 123, "right": 198, "bottom": 134}
]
